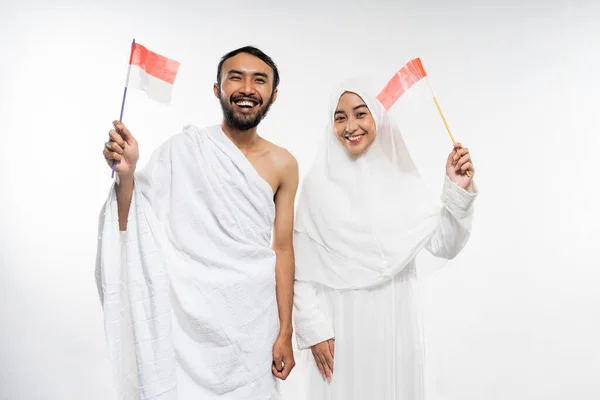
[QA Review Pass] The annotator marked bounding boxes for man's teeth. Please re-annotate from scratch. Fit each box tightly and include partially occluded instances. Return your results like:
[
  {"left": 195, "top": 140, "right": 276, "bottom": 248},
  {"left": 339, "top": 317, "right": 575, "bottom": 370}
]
[{"left": 236, "top": 100, "right": 256, "bottom": 108}]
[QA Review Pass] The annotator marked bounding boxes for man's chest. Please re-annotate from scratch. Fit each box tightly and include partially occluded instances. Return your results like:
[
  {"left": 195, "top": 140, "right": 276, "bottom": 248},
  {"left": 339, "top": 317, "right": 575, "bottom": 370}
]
[{"left": 245, "top": 153, "right": 279, "bottom": 196}]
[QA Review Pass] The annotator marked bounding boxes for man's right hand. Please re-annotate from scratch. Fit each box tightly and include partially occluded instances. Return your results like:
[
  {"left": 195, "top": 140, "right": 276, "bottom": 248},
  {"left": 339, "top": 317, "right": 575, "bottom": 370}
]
[
  {"left": 311, "top": 338, "right": 335, "bottom": 382},
  {"left": 103, "top": 120, "right": 139, "bottom": 180}
]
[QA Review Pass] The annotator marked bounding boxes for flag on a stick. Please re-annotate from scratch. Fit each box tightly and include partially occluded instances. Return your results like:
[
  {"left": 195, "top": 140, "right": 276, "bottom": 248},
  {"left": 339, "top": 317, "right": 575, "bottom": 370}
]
[
  {"left": 111, "top": 39, "right": 181, "bottom": 177},
  {"left": 377, "top": 57, "right": 471, "bottom": 177},
  {"left": 126, "top": 42, "right": 181, "bottom": 105},
  {"left": 377, "top": 58, "right": 427, "bottom": 110}
]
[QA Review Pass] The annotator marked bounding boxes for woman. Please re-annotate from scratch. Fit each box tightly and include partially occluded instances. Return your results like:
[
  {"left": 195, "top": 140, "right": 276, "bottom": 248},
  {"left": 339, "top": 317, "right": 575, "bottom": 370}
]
[{"left": 292, "top": 81, "right": 478, "bottom": 399}]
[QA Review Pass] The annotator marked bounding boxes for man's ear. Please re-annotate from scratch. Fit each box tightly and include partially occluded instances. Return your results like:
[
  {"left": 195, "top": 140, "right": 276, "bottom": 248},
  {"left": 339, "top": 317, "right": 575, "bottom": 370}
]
[{"left": 270, "top": 88, "right": 278, "bottom": 104}]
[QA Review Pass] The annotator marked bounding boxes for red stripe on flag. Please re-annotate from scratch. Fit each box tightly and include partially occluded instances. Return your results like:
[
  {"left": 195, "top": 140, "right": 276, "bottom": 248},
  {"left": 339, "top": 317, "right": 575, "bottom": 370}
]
[
  {"left": 130, "top": 43, "right": 180, "bottom": 85},
  {"left": 377, "top": 58, "right": 427, "bottom": 110}
]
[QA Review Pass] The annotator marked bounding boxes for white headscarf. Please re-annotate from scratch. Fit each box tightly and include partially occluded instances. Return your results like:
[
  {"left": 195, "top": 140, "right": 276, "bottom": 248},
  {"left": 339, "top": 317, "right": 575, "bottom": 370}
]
[{"left": 293, "top": 80, "right": 442, "bottom": 290}]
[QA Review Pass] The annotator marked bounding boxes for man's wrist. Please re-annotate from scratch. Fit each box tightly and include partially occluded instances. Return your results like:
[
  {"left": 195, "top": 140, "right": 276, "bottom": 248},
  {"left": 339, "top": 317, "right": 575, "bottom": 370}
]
[
  {"left": 116, "top": 174, "right": 134, "bottom": 186},
  {"left": 278, "top": 324, "right": 293, "bottom": 339}
]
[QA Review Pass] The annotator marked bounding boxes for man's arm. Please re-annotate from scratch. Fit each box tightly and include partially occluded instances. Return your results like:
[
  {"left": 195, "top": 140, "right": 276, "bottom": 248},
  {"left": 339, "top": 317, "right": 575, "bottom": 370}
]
[
  {"left": 116, "top": 177, "right": 134, "bottom": 231},
  {"left": 271, "top": 150, "right": 299, "bottom": 380},
  {"left": 103, "top": 121, "right": 139, "bottom": 231}
]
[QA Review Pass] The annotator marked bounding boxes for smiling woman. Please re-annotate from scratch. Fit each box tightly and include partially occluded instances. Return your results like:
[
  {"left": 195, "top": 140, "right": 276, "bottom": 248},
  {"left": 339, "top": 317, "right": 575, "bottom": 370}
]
[
  {"left": 290, "top": 80, "right": 478, "bottom": 400},
  {"left": 333, "top": 91, "right": 378, "bottom": 155}
]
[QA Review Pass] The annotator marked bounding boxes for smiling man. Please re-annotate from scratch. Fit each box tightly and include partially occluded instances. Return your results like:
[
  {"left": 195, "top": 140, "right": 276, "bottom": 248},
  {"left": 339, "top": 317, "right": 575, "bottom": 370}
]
[{"left": 97, "top": 46, "right": 298, "bottom": 400}]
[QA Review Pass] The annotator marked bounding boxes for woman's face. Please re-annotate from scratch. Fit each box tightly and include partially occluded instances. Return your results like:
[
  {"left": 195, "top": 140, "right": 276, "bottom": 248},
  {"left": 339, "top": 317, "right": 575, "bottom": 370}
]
[{"left": 333, "top": 91, "right": 377, "bottom": 156}]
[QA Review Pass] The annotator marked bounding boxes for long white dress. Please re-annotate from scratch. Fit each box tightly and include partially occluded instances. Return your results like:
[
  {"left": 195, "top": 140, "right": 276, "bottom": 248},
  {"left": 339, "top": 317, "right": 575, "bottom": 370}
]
[
  {"left": 293, "top": 176, "right": 477, "bottom": 400},
  {"left": 288, "top": 81, "right": 478, "bottom": 400}
]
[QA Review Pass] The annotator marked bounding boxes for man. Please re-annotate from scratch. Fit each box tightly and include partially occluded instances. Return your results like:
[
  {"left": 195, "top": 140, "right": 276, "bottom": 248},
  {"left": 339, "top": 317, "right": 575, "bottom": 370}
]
[{"left": 96, "top": 46, "right": 297, "bottom": 400}]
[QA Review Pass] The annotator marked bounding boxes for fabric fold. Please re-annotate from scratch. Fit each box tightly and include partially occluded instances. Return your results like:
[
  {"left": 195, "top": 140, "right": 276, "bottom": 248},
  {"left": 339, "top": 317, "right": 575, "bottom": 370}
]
[{"left": 96, "top": 125, "right": 280, "bottom": 400}]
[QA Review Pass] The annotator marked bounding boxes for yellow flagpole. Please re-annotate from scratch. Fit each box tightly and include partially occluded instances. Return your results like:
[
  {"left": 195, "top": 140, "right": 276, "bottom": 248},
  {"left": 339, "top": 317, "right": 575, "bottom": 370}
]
[{"left": 425, "top": 77, "right": 471, "bottom": 177}]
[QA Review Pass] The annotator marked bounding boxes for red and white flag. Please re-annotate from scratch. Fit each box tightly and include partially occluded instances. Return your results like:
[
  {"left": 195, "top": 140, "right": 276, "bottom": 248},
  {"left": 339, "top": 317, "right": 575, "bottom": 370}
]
[
  {"left": 377, "top": 58, "right": 427, "bottom": 110},
  {"left": 126, "top": 43, "right": 181, "bottom": 104}
]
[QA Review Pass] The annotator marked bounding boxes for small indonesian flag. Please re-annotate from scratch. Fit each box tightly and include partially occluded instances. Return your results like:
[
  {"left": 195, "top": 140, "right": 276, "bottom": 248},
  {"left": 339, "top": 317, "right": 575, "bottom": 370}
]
[
  {"left": 377, "top": 58, "right": 427, "bottom": 110},
  {"left": 127, "top": 43, "right": 181, "bottom": 104}
]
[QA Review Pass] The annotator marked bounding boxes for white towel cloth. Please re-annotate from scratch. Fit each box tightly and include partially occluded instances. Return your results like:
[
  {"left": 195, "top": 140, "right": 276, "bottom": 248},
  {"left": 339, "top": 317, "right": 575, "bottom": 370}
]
[{"left": 96, "top": 125, "right": 280, "bottom": 400}]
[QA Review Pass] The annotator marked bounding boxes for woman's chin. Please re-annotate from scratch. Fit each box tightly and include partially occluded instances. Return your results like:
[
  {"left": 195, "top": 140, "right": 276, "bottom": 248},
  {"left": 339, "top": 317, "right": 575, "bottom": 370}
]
[{"left": 344, "top": 140, "right": 371, "bottom": 156}]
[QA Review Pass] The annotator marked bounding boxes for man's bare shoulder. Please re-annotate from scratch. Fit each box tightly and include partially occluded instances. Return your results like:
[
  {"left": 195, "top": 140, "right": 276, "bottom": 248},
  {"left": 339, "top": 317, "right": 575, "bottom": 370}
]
[{"left": 261, "top": 138, "right": 298, "bottom": 175}]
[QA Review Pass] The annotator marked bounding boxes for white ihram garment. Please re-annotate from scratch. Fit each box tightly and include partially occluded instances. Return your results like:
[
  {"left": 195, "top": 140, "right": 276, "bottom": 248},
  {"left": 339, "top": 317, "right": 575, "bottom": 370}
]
[{"left": 96, "top": 125, "right": 280, "bottom": 400}]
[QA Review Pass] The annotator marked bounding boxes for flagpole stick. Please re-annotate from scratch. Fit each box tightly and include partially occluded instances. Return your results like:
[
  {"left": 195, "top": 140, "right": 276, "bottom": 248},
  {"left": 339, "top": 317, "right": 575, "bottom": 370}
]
[
  {"left": 112, "top": 38, "right": 136, "bottom": 178},
  {"left": 424, "top": 77, "right": 471, "bottom": 177}
]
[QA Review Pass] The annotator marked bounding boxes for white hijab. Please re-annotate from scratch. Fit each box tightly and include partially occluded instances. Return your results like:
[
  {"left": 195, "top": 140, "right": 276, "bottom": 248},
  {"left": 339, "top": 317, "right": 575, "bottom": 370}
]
[{"left": 293, "top": 81, "right": 442, "bottom": 290}]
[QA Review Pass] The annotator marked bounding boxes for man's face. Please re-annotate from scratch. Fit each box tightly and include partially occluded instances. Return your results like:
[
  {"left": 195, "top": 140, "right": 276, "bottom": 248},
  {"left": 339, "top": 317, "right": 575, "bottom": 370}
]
[{"left": 214, "top": 52, "right": 278, "bottom": 131}]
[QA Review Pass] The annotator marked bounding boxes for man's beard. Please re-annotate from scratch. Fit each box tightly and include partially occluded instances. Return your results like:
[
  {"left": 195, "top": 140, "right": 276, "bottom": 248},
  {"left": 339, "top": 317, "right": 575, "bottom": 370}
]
[{"left": 219, "top": 91, "right": 274, "bottom": 131}]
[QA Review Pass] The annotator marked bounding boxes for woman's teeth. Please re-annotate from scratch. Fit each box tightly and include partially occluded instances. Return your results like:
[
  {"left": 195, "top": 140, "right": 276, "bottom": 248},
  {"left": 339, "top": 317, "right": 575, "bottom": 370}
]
[{"left": 346, "top": 134, "right": 365, "bottom": 142}]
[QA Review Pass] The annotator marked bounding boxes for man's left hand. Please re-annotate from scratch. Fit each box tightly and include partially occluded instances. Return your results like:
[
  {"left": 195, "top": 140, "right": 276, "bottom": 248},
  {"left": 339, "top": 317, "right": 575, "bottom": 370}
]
[{"left": 272, "top": 334, "right": 295, "bottom": 380}]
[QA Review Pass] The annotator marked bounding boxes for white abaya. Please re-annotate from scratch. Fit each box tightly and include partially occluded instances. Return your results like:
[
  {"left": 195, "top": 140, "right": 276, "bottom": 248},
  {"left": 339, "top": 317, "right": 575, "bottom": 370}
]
[
  {"left": 293, "top": 176, "right": 476, "bottom": 400},
  {"left": 290, "top": 81, "right": 478, "bottom": 400}
]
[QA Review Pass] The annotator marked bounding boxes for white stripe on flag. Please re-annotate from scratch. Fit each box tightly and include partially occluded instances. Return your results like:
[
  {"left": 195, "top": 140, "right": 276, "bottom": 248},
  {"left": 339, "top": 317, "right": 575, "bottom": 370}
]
[{"left": 127, "top": 64, "right": 174, "bottom": 105}]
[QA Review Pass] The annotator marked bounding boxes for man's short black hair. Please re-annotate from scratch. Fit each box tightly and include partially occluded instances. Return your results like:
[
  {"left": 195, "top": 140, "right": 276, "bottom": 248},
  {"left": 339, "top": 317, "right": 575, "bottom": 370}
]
[{"left": 216, "top": 46, "right": 280, "bottom": 91}]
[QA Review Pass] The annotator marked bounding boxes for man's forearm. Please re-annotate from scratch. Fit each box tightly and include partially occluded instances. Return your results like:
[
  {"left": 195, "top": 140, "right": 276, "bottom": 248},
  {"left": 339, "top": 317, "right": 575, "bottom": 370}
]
[
  {"left": 116, "top": 177, "right": 134, "bottom": 231},
  {"left": 274, "top": 248, "right": 295, "bottom": 337}
]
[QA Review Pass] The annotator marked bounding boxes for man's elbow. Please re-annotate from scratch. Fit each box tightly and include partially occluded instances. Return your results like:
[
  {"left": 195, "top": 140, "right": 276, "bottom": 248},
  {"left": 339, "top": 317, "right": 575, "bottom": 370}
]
[
  {"left": 273, "top": 244, "right": 294, "bottom": 255},
  {"left": 273, "top": 243, "right": 295, "bottom": 265}
]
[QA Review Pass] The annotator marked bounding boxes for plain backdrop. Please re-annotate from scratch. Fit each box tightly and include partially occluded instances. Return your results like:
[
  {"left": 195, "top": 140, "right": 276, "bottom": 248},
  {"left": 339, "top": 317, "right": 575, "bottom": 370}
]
[{"left": 1, "top": 0, "right": 598, "bottom": 399}]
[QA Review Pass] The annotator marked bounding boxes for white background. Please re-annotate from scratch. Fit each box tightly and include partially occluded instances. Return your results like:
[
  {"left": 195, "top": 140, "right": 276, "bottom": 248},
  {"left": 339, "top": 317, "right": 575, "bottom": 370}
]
[{"left": 1, "top": 0, "right": 598, "bottom": 399}]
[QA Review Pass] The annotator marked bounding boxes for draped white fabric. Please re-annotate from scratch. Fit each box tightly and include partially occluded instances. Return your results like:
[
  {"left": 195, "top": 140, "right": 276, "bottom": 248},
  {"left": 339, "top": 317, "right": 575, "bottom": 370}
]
[
  {"left": 287, "top": 82, "right": 478, "bottom": 400},
  {"left": 96, "top": 125, "right": 281, "bottom": 400},
  {"left": 293, "top": 81, "right": 443, "bottom": 290}
]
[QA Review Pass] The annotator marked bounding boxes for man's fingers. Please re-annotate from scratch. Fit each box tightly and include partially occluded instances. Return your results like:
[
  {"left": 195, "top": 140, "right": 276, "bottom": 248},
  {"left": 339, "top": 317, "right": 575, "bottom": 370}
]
[
  {"left": 113, "top": 121, "right": 133, "bottom": 141},
  {"left": 105, "top": 141, "right": 124, "bottom": 155},
  {"left": 108, "top": 129, "right": 126, "bottom": 147},
  {"left": 272, "top": 358, "right": 289, "bottom": 380},
  {"left": 280, "top": 359, "right": 295, "bottom": 380},
  {"left": 272, "top": 364, "right": 285, "bottom": 380},
  {"left": 273, "top": 356, "right": 283, "bottom": 372},
  {"left": 272, "top": 364, "right": 282, "bottom": 376},
  {"left": 328, "top": 339, "right": 335, "bottom": 359},
  {"left": 103, "top": 147, "right": 122, "bottom": 162}
]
